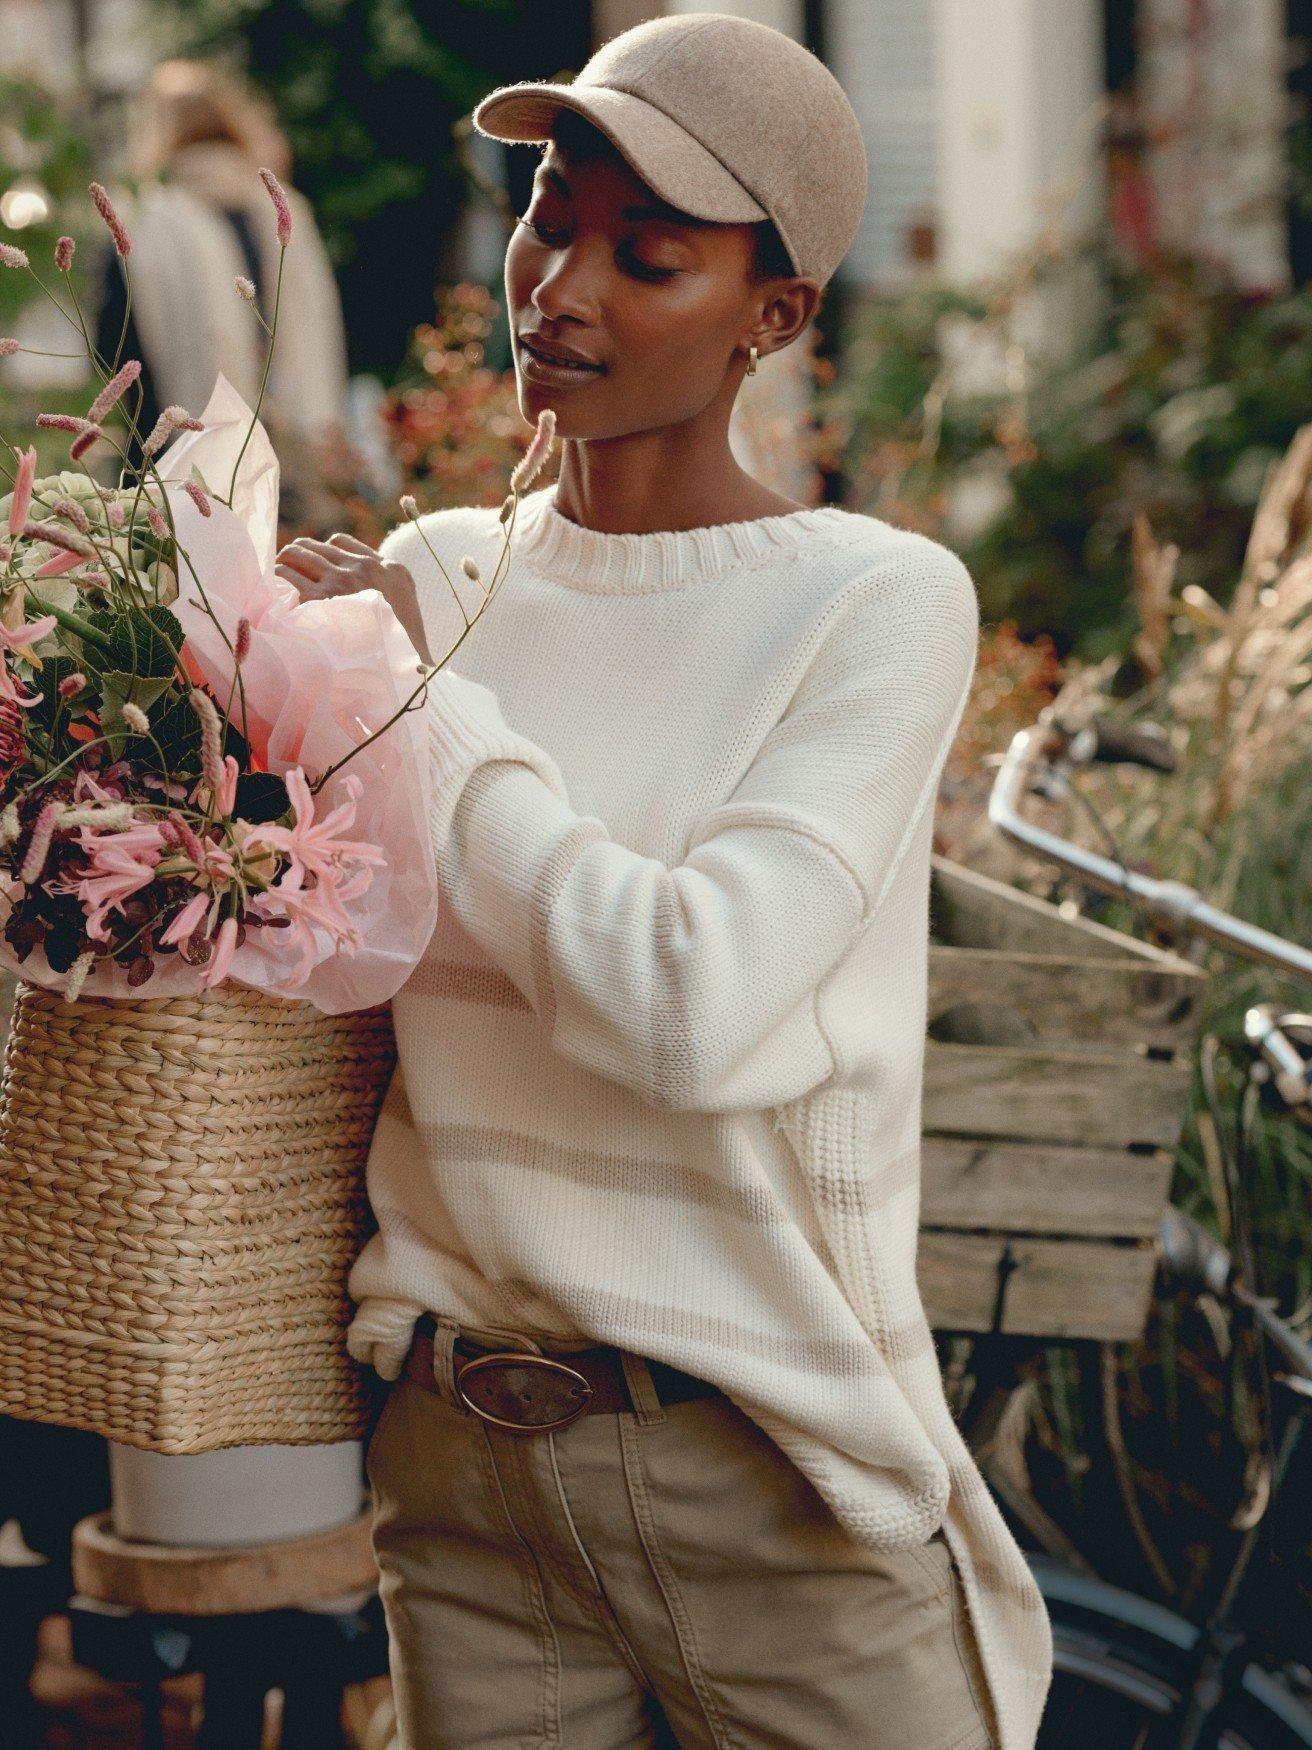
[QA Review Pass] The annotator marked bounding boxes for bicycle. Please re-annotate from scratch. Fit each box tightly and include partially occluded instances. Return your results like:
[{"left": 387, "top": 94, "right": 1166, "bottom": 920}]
[{"left": 985, "top": 705, "right": 1312, "bottom": 1747}]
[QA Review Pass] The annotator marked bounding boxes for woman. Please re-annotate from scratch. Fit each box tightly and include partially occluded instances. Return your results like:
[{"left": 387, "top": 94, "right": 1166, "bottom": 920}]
[{"left": 278, "top": 15, "right": 1052, "bottom": 1747}]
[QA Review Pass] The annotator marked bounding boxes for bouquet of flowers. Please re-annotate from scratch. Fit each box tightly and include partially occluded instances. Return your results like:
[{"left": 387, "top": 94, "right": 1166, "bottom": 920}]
[
  {"left": 0, "top": 180, "right": 554, "bottom": 1013},
  {"left": 0, "top": 173, "right": 555, "bottom": 1451}
]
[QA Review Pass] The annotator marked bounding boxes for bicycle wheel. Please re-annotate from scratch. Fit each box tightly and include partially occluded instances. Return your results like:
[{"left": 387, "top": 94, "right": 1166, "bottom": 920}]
[{"left": 1032, "top": 1557, "right": 1312, "bottom": 1748}]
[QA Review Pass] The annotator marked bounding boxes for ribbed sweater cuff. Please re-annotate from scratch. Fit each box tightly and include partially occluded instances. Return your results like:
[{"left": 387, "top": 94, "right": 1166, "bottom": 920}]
[{"left": 425, "top": 670, "right": 571, "bottom": 852}]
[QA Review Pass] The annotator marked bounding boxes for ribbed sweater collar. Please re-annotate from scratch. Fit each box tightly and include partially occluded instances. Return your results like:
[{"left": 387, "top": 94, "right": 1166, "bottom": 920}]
[{"left": 510, "top": 485, "right": 852, "bottom": 594}]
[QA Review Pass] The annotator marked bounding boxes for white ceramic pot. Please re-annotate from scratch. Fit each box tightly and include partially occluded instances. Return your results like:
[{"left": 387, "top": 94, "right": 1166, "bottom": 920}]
[{"left": 108, "top": 1439, "right": 366, "bottom": 1547}]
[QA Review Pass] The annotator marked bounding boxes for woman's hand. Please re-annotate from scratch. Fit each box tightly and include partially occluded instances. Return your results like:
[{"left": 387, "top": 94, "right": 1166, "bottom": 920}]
[{"left": 275, "top": 532, "right": 432, "bottom": 666}]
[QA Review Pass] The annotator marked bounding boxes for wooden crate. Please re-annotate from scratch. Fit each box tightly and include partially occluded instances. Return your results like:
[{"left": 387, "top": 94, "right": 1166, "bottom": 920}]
[{"left": 920, "top": 856, "right": 1206, "bottom": 1342}]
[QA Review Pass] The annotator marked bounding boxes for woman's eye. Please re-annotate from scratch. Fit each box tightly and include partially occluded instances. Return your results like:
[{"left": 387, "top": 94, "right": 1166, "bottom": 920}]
[
  {"left": 619, "top": 245, "right": 677, "bottom": 282},
  {"left": 519, "top": 214, "right": 566, "bottom": 246},
  {"left": 518, "top": 216, "right": 677, "bottom": 282}
]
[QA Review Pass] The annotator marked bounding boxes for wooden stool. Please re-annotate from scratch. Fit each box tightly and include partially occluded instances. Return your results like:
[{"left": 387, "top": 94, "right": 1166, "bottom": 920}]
[{"left": 66, "top": 1509, "right": 389, "bottom": 1748}]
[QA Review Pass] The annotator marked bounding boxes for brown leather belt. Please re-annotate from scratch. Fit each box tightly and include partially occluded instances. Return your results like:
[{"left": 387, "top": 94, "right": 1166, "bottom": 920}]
[{"left": 401, "top": 1313, "right": 722, "bottom": 1433}]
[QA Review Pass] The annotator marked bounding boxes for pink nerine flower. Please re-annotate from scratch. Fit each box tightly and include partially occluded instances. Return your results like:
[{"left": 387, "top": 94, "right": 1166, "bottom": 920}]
[
  {"left": 242, "top": 769, "right": 387, "bottom": 891},
  {"left": 87, "top": 359, "right": 142, "bottom": 424},
  {"left": 54, "top": 236, "right": 75, "bottom": 272},
  {"left": 65, "top": 819, "right": 166, "bottom": 941},
  {"left": 198, "top": 915, "right": 240, "bottom": 991},
  {"left": 7, "top": 446, "right": 36, "bottom": 538},
  {"left": 258, "top": 168, "right": 293, "bottom": 246},
  {"left": 159, "top": 889, "right": 209, "bottom": 950},
  {"left": 0, "top": 613, "right": 58, "bottom": 708},
  {"left": 0, "top": 244, "right": 29, "bottom": 270},
  {"left": 89, "top": 182, "right": 131, "bottom": 257}
]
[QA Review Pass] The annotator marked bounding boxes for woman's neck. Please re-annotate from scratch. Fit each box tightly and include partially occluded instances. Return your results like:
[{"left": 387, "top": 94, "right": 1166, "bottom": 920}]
[{"left": 550, "top": 440, "right": 806, "bottom": 536}]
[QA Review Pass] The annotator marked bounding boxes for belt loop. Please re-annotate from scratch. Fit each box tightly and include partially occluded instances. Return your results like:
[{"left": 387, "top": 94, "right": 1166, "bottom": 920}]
[
  {"left": 430, "top": 1315, "right": 466, "bottom": 1411},
  {"left": 618, "top": 1350, "right": 667, "bottom": 1427}
]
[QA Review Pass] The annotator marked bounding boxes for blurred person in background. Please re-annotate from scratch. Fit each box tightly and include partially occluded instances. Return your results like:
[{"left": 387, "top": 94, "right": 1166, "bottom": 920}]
[{"left": 94, "top": 58, "right": 349, "bottom": 495}]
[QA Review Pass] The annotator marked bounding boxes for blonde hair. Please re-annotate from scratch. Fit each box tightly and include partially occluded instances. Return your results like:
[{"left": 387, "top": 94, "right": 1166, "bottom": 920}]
[{"left": 129, "top": 60, "right": 292, "bottom": 182}]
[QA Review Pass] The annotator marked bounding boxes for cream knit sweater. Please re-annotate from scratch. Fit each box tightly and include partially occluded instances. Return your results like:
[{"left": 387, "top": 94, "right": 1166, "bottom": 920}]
[{"left": 346, "top": 484, "right": 1053, "bottom": 1747}]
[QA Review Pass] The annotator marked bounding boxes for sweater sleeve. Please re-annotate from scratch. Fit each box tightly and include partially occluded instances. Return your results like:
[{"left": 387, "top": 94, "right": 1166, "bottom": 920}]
[{"left": 421, "top": 543, "right": 979, "bottom": 1113}]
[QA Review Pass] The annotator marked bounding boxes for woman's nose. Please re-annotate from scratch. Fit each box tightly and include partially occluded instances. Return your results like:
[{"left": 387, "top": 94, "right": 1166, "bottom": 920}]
[{"left": 530, "top": 244, "right": 601, "bottom": 326}]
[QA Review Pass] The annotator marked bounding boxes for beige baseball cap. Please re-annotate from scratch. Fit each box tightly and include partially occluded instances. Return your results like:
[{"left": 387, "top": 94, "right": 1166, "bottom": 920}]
[{"left": 471, "top": 13, "right": 868, "bottom": 289}]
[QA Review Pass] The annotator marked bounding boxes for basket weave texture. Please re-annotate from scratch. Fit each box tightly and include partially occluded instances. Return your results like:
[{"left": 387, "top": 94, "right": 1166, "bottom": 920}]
[{"left": 0, "top": 979, "right": 396, "bottom": 1453}]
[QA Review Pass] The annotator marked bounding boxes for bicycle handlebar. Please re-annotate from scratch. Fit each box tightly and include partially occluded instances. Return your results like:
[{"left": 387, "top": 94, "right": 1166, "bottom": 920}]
[
  {"left": 1158, "top": 1209, "right": 1312, "bottom": 1386},
  {"left": 987, "top": 717, "right": 1312, "bottom": 981}
]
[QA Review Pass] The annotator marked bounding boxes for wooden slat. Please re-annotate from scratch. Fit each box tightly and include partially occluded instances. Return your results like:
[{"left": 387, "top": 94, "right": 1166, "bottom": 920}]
[
  {"left": 930, "top": 855, "right": 1200, "bottom": 973},
  {"left": 923, "top": 1040, "right": 1192, "bottom": 1148},
  {"left": 918, "top": 1231, "right": 1157, "bottom": 1340},
  {"left": 921, "top": 1136, "right": 1171, "bottom": 1238},
  {"left": 929, "top": 944, "right": 1203, "bottom": 1051}
]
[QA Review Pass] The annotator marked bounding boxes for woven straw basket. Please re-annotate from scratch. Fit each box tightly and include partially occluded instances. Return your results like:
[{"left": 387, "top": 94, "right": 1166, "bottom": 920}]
[{"left": 0, "top": 978, "right": 396, "bottom": 1454}]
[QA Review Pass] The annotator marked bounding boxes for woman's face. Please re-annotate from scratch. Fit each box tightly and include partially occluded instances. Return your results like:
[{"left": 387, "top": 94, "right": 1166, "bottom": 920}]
[{"left": 506, "top": 138, "right": 790, "bottom": 440}]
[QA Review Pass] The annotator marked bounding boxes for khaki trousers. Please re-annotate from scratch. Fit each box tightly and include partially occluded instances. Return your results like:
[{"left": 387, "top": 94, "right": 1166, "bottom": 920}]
[{"left": 365, "top": 1316, "right": 996, "bottom": 1749}]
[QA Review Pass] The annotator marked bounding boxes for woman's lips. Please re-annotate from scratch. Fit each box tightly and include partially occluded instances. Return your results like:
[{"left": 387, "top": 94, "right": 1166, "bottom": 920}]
[{"left": 519, "top": 337, "right": 606, "bottom": 384}]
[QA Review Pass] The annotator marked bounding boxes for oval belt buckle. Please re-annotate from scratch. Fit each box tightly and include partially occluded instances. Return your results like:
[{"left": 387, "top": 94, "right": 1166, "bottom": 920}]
[{"left": 455, "top": 1350, "right": 594, "bottom": 1433}]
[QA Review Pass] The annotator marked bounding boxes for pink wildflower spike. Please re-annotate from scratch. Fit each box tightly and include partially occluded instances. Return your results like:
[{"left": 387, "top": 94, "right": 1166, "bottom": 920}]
[
  {"left": 0, "top": 338, "right": 19, "bottom": 357},
  {"left": 19, "top": 800, "right": 60, "bottom": 884},
  {"left": 121, "top": 701, "right": 151, "bottom": 735},
  {"left": 34, "top": 548, "right": 86, "bottom": 579},
  {"left": 50, "top": 496, "right": 90, "bottom": 534},
  {"left": 63, "top": 949, "right": 94, "bottom": 1003},
  {"left": 235, "top": 275, "right": 256, "bottom": 301},
  {"left": 54, "top": 236, "right": 75, "bottom": 272},
  {"left": 258, "top": 167, "right": 293, "bottom": 246},
  {"left": 199, "top": 915, "right": 240, "bottom": 991},
  {"left": 169, "top": 813, "right": 207, "bottom": 866},
  {"left": 88, "top": 182, "right": 131, "bottom": 257},
  {"left": 142, "top": 405, "right": 202, "bottom": 457},
  {"left": 0, "top": 243, "right": 29, "bottom": 270},
  {"left": 70, "top": 426, "right": 104, "bottom": 461},
  {"left": 188, "top": 687, "right": 224, "bottom": 793},
  {"left": 87, "top": 358, "right": 142, "bottom": 424},
  {"left": 234, "top": 617, "right": 251, "bottom": 662},
  {"left": 58, "top": 672, "right": 86, "bottom": 698},
  {"left": 35, "top": 414, "right": 91, "bottom": 435},
  {"left": 8, "top": 446, "right": 36, "bottom": 538},
  {"left": 509, "top": 408, "right": 557, "bottom": 494},
  {"left": 0, "top": 544, "right": 9, "bottom": 564},
  {"left": 107, "top": 501, "right": 125, "bottom": 527},
  {"left": 183, "top": 479, "right": 212, "bottom": 518},
  {"left": 145, "top": 504, "right": 170, "bottom": 540},
  {"left": 21, "top": 520, "right": 90, "bottom": 557}
]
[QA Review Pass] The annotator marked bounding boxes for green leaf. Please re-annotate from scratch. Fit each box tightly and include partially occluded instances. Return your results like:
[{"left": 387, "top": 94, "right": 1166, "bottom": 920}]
[
  {"left": 97, "top": 672, "right": 175, "bottom": 757},
  {"left": 108, "top": 607, "right": 184, "bottom": 679},
  {"left": 233, "top": 770, "right": 290, "bottom": 824}
]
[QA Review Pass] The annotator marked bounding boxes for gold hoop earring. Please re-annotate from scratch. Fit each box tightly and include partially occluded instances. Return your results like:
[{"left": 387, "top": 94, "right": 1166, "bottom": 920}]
[{"left": 747, "top": 344, "right": 759, "bottom": 376}]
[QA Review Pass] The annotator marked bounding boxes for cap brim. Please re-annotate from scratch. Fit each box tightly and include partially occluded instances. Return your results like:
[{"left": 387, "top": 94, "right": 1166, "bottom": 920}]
[{"left": 472, "top": 83, "right": 767, "bottom": 226}]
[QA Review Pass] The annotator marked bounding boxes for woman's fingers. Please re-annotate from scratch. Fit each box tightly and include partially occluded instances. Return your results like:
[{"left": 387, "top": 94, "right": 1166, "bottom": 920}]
[{"left": 327, "top": 532, "right": 378, "bottom": 555}]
